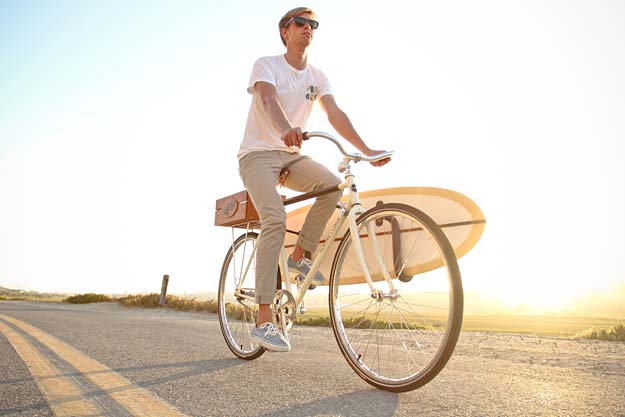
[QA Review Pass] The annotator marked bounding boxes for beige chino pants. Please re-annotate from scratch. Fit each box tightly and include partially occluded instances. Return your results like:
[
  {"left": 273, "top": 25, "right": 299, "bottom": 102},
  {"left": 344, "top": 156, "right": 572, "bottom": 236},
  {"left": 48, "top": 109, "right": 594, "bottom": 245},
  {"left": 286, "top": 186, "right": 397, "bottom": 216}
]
[{"left": 239, "top": 151, "right": 342, "bottom": 304}]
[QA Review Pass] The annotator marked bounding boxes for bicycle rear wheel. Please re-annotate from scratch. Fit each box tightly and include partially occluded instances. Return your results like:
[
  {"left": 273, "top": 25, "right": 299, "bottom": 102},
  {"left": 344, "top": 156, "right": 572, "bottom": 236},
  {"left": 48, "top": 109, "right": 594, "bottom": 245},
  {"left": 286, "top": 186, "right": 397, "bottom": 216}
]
[
  {"left": 329, "top": 203, "right": 463, "bottom": 392},
  {"left": 218, "top": 231, "right": 265, "bottom": 360}
]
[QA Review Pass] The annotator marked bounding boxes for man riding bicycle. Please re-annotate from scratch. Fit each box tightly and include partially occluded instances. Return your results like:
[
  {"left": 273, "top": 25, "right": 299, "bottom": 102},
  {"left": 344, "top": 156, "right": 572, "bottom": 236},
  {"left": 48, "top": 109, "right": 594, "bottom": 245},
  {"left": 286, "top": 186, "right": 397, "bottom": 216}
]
[{"left": 237, "top": 6, "right": 390, "bottom": 352}]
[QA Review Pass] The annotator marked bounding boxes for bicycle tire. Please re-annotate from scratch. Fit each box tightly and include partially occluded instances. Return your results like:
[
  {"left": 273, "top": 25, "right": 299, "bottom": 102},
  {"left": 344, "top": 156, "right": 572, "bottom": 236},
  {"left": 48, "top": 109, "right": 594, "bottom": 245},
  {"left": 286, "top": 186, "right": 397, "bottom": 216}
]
[
  {"left": 218, "top": 231, "right": 265, "bottom": 360},
  {"left": 328, "top": 203, "right": 463, "bottom": 392}
]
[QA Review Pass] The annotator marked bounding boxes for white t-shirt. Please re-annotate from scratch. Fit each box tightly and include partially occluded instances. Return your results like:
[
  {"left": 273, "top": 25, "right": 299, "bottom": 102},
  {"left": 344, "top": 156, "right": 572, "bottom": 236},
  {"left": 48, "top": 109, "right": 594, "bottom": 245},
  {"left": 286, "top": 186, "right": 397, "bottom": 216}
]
[{"left": 238, "top": 55, "right": 332, "bottom": 159}]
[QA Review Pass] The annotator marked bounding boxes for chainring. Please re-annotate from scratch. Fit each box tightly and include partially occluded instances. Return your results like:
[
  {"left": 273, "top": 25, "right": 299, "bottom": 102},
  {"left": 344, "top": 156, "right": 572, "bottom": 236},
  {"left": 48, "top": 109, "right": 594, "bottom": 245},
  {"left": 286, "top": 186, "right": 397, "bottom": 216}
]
[{"left": 271, "top": 289, "right": 296, "bottom": 332}]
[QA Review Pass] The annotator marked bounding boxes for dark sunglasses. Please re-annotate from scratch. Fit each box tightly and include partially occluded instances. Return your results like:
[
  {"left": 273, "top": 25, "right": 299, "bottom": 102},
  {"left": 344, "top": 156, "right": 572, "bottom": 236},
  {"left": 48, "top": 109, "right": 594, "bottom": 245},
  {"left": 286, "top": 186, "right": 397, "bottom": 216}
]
[{"left": 284, "top": 16, "right": 319, "bottom": 30}]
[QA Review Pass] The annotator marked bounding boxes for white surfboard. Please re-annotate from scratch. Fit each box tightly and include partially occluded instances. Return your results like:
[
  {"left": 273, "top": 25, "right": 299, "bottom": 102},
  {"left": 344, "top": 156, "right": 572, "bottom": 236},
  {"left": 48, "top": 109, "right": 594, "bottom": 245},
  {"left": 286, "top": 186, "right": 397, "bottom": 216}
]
[{"left": 283, "top": 187, "right": 485, "bottom": 284}]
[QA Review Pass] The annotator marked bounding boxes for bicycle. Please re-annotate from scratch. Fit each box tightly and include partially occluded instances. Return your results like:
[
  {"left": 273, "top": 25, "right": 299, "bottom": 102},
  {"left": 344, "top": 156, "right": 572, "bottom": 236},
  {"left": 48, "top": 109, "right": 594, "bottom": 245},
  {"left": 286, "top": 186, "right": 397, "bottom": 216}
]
[{"left": 216, "top": 131, "right": 463, "bottom": 392}]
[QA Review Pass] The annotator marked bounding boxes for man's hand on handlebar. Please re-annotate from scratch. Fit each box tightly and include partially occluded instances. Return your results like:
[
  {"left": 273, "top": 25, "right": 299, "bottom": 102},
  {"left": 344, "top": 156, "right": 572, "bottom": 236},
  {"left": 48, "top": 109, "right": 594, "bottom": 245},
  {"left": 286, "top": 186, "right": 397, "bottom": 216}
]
[
  {"left": 365, "top": 149, "right": 391, "bottom": 167},
  {"left": 281, "top": 127, "right": 304, "bottom": 148},
  {"left": 291, "top": 131, "right": 393, "bottom": 166}
]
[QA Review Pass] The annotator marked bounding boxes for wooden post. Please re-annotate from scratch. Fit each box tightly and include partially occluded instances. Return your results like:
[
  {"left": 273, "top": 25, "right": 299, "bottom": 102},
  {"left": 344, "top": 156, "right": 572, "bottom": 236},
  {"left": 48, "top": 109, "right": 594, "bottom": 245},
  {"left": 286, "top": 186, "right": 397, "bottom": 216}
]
[{"left": 159, "top": 275, "right": 169, "bottom": 306}]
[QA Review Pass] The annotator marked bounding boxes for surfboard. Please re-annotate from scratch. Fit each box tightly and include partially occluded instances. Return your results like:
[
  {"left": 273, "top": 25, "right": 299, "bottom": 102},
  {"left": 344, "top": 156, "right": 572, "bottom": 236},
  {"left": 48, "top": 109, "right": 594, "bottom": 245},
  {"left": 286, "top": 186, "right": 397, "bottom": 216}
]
[{"left": 283, "top": 187, "right": 486, "bottom": 284}]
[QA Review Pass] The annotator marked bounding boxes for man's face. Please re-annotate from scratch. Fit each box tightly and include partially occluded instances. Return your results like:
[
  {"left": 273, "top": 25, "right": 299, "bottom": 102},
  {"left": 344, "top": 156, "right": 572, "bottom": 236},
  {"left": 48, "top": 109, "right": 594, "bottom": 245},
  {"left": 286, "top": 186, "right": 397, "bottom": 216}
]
[{"left": 282, "top": 12, "right": 316, "bottom": 48}]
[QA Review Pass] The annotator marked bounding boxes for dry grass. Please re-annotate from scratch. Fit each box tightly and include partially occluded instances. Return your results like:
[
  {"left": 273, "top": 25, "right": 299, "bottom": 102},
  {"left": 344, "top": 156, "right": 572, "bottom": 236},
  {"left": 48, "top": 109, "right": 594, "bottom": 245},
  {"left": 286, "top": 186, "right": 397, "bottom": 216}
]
[
  {"left": 116, "top": 293, "right": 219, "bottom": 313},
  {"left": 112, "top": 294, "right": 428, "bottom": 329},
  {"left": 64, "top": 293, "right": 113, "bottom": 304},
  {"left": 575, "top": 324, "right": 625, "bottom": 342},
  {"left": 1, "top": 294, "right": 67, "bottom": 302}
]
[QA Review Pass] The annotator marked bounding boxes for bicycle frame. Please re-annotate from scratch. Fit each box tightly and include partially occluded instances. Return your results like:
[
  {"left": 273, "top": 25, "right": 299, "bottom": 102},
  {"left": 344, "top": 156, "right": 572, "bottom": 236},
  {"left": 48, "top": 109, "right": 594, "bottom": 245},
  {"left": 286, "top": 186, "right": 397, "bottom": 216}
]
[
  {"left": 219, "top": 132, "right": 466, "bottom": 392},
  {"left": 233, "top": 150, "right": 395, "bottom": 312},
  {"left": 281, "top": 169, "right": 361, "bottom": 309}
]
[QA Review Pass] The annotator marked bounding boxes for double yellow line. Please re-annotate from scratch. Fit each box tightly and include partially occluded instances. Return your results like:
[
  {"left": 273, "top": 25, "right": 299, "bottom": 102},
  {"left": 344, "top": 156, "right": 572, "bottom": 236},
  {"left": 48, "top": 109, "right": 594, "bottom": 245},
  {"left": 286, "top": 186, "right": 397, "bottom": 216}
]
[{"left": 0, "top": 313, "right": 190, "bottom": 417}]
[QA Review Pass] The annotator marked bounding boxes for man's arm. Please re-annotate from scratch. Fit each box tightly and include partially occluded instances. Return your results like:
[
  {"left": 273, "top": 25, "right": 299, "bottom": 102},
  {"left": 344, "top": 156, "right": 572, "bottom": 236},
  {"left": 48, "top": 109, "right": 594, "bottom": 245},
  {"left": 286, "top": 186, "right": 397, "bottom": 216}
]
[
  {"left": 319, "top": 94, "right": 390, "bottom": 166},
  {"left": 255, "top": 81, "right": 304, "bottom": 148}
]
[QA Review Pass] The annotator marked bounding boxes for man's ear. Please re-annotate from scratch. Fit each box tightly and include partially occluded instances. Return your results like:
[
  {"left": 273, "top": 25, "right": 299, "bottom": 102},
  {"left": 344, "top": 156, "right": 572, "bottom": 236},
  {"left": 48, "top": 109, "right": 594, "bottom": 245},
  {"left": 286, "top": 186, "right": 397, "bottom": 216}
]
[{"left": 280, "top": 27, "right": 289, "bottom": 45}]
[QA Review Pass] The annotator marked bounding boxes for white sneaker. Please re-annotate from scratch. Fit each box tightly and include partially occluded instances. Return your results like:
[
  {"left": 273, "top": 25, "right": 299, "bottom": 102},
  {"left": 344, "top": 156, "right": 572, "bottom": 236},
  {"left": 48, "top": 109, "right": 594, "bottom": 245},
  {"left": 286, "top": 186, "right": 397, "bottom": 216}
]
[{"left": 250, "top": 322, "right": 291, "bottom": 352}]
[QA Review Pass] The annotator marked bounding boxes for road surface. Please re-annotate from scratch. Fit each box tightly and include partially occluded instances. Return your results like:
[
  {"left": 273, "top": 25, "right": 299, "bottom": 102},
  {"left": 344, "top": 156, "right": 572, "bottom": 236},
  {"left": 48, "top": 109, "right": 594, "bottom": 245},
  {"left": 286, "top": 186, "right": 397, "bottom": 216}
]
[{"left": 1, "top": 300, "right": 624, "bottom": 416}]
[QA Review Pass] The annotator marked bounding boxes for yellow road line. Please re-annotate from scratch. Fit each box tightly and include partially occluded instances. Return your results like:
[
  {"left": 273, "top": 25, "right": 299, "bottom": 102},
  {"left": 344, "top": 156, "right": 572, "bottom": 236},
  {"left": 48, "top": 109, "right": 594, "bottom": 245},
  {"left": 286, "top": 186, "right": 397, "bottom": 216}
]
[
  {"left": 0, "top": 313, "right": 191, "bottom": 417},
  {"left": 0, "top": 319, "right": 102, "bottom": 417}
]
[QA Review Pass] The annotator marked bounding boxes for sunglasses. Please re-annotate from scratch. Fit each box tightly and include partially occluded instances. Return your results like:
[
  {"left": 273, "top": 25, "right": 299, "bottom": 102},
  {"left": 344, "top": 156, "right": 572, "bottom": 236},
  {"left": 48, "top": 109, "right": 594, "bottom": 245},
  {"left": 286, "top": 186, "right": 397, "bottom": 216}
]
[{"left": 284, "top": 16, "right": 319, "bottom": 30}]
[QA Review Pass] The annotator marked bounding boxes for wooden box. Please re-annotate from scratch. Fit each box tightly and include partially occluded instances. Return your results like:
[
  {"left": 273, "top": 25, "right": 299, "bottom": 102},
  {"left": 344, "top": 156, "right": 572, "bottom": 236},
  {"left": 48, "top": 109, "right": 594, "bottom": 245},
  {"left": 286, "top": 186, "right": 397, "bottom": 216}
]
[{"left": 215, "top": 190, "right": 260, "bottom": 228}]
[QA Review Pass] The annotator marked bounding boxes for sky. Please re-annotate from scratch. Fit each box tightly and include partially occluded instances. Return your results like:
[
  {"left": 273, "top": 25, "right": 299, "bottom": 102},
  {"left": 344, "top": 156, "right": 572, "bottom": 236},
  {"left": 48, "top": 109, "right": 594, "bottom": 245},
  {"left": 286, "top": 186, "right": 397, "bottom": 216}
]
[{"left": 1, "top": 1, "right": 624, "bottom": 313}]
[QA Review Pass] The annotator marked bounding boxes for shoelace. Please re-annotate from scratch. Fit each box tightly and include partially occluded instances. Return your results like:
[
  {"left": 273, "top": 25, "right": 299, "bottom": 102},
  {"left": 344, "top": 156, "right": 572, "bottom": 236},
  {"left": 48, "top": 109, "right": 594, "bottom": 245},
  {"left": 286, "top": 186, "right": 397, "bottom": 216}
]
[
  {"left": 261, "top": 323, "right": 280, "bottom": 337},
  {"left": 297, "top": 258, "right": 313, "bottom": 269}
]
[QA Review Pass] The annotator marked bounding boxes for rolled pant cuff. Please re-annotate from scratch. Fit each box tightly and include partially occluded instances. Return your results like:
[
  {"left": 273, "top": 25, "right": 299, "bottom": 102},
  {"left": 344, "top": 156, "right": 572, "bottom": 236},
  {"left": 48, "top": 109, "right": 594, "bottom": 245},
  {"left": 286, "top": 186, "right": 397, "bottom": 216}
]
[
  {"left": 296, "top": 236, "right": 318, "bottom": 254},
  {"left": 256, "top": 292, "right": 277, "bottom": 305}
]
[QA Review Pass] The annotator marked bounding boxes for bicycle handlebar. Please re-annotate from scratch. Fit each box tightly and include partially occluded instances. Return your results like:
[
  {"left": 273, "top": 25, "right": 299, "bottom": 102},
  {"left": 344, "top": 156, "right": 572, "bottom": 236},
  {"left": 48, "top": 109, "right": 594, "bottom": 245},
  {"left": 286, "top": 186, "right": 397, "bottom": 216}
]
[{"left": 303, "top": 131, "right": 394, "bottom": 163}]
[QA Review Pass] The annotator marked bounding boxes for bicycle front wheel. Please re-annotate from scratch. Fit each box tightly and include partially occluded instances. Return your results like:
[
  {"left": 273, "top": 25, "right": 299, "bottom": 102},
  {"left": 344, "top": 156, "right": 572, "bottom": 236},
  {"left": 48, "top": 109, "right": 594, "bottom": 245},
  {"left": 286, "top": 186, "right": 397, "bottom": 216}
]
[
  {"left": 329, "top": 203, "right": 463, "bottom": 392},
  {"left": 218, "top": 231, "right": 264, "bottom": 360}
]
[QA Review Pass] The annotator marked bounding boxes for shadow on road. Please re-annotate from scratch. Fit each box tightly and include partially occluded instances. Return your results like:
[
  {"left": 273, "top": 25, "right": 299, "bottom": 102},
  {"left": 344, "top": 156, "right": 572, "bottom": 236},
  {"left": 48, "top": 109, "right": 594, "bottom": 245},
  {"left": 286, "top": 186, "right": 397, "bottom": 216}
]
[
  {"left": 255, "top": 388, "right": 399, "bottom": 417},
  {"left": 114, "top": 358, "right": 245, "bottom": 388}
]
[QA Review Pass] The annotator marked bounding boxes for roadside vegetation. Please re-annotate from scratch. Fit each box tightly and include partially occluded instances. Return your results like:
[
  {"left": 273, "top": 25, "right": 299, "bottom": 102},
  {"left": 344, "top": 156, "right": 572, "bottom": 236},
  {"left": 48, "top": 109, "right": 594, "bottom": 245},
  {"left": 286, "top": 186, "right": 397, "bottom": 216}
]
[
  {"left": 58, "top": 293, "right": 430, "bottom": 329},
  {"left": 575, "top": 324, "right": 625, "bottom": 342},
  {"left": 117, "top": 293, "right": 219, "bottom": 312},
  {"left": 0, "top": 293, "right": 67, "bottom": 302},
  {"left": 64, "top": 293, "right": 113, "bottom": 304},
  {"left": 6, "top": 291, "right": 624, "bottom": 340}
]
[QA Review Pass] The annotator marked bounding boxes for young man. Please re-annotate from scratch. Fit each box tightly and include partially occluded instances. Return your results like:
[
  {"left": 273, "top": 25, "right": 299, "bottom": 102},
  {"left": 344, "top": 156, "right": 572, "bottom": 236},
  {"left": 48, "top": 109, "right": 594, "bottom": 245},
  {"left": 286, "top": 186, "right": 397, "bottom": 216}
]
[{"left": 238, "top": 7, "right": 390, "bottom": 352}]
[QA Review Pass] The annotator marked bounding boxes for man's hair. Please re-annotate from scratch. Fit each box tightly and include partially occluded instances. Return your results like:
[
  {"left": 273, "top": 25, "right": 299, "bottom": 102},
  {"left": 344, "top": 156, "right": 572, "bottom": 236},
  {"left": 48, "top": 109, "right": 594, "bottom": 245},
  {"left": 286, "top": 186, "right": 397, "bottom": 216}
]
[{"left": 278, "top": 7, "right": 316, "bottom": 46}]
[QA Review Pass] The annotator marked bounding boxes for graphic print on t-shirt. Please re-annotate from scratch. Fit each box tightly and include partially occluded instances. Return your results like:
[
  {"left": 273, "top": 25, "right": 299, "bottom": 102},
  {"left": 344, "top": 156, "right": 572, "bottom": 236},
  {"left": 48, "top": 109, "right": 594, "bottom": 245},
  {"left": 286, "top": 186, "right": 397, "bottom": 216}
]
[{"left": 306, "top": 85, "right": 320, "bottom": 101}]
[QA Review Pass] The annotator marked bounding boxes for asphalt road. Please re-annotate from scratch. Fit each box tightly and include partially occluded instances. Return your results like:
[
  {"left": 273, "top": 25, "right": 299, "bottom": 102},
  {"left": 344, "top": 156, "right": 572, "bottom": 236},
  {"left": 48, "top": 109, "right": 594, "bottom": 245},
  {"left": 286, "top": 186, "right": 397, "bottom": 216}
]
[{"left": 1, "top": 300, "right": 624, "bottom": 417}]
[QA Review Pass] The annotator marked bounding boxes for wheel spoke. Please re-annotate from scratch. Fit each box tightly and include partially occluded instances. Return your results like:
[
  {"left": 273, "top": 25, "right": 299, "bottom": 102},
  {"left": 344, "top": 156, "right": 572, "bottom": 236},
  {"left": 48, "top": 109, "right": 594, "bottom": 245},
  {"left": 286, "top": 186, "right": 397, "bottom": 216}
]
[{"left": 337, "top": 296, "right": 374, "bottom": 311}]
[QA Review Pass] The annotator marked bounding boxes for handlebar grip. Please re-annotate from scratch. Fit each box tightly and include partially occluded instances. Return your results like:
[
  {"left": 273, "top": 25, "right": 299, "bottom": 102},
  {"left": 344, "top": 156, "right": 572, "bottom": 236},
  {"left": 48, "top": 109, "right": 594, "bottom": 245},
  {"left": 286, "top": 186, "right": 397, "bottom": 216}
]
[{"left": 302, "top": 131, "right": 310, "bottom": 141}]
